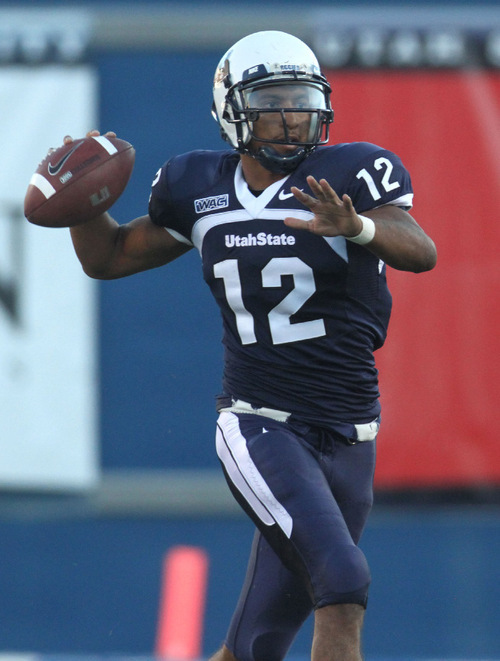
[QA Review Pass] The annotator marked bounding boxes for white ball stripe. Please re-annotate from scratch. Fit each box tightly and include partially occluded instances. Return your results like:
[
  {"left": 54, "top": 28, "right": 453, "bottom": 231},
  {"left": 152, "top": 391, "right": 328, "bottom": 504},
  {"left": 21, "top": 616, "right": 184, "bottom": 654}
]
[
  {"left": 29, "top": 173, "right": 56, "bottom": 199},
  {"left": 91, "top": 135, "right": 118, "bottom": 155}
]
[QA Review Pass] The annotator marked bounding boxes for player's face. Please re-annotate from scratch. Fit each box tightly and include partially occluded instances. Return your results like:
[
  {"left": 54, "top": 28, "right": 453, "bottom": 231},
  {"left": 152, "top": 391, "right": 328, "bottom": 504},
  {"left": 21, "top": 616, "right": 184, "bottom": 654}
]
[{"left": 243, "top": 83, "right": 325, "bottom": 152}]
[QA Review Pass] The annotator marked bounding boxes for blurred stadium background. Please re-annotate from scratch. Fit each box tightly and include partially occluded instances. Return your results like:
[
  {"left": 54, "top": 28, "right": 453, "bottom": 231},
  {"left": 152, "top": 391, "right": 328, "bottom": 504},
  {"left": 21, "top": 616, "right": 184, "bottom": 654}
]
[{"left": 0, "top": 1, "right": 499, "bottom": 659}]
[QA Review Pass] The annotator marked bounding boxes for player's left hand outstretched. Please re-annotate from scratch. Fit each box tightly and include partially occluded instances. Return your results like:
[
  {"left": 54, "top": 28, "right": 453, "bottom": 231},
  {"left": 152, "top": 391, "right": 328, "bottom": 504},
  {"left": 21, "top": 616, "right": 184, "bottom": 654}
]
[{"left": 284, "top": 175, "right": 364, "bottom": 238}]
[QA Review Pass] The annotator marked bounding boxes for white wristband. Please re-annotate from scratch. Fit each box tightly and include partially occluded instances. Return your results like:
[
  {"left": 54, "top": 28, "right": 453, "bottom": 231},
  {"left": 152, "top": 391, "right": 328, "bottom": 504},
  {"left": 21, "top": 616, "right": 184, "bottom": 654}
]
[{"left": 347, "top": 215, "right": 376, "bottom": 245}]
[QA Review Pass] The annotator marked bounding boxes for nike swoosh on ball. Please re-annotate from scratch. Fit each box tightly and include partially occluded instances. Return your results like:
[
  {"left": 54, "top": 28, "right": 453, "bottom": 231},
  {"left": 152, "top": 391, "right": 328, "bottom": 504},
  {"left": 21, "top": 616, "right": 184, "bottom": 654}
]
[{"left": 47, "top": 141, "right": 83, "bottom": 176}]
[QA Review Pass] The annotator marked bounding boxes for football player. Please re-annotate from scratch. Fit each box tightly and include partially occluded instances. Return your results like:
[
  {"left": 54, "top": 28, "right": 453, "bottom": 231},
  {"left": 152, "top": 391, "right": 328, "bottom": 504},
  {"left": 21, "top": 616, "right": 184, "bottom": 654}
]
[{"left": 67, "top": 31, "right": 436, "bottom": 661}]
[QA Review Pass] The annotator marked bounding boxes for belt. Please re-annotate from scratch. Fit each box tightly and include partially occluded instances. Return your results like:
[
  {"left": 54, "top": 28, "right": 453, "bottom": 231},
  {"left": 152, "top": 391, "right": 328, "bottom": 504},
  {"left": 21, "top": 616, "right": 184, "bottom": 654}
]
[
  {"left": 354, "top": 420, "right": 379, "bottom": 442},
  {"left": 218, "top": 398, "right": 291, "bottom": 422},
  {"left": 218, "top": 398, "right": 379, "bottom": 441}
]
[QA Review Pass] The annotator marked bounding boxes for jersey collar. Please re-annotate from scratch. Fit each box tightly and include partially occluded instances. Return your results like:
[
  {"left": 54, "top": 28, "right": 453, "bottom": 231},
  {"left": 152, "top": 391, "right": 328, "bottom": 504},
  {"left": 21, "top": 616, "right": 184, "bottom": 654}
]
[{"left": 234, "top": 161, "right": 289, "bottom": 218}]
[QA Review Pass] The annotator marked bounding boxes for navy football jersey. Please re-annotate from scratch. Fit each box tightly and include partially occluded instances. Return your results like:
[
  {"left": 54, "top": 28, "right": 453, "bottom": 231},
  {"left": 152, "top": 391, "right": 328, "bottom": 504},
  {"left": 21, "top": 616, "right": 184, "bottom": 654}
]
[{"left": 149, "top": 143, "right": 413, "bottom": 437}]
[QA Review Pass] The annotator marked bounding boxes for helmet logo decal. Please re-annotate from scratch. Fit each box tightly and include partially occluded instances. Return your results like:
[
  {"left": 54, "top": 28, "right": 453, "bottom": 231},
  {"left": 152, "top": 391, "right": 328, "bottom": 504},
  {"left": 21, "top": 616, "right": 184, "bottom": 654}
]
[{"left": 242, "top": 64, "right": 268, "bottom": 81}]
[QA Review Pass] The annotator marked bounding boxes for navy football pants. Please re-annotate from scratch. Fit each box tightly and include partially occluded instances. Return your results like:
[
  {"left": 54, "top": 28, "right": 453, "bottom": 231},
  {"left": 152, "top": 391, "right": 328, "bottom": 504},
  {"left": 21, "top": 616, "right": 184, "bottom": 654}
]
[{"left": 216, "top": 411, "right": 376, "bottom": 661}]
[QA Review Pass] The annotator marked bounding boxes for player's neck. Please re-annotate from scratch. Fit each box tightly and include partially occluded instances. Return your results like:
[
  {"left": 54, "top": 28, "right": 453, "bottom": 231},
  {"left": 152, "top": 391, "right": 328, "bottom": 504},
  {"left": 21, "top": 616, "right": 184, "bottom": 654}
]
[{"left": 239, "top": 154, "right": 287, "bottom": 193}]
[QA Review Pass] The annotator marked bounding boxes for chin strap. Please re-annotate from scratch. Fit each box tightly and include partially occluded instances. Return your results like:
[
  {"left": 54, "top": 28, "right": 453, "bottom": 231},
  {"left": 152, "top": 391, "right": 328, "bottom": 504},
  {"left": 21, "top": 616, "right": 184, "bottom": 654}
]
[{"left": 253, "top": 145, "right": 309, "bottom": 174}]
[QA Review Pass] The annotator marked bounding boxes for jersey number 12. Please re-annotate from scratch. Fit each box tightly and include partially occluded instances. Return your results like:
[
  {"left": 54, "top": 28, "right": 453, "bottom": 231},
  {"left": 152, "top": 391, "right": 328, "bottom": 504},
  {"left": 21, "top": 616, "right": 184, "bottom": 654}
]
[
  {"left": 356, "top": 157, "right": 400, "bottom": 201},
  {"left": 214, "top": 256, "right": 326, "bottom": 346}
]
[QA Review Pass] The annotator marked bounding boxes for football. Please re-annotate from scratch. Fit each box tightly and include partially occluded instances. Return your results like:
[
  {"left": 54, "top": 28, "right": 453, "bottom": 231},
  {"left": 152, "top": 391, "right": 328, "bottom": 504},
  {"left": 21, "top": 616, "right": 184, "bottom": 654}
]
[{"left": 24, "top": 135, "right": 136, "bottom": 228}]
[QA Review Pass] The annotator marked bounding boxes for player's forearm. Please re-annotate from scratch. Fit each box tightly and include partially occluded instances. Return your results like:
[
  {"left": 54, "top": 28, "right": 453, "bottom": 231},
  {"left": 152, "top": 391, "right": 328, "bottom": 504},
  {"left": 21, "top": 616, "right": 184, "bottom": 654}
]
[
  {"left": 70, "top": 211, "right": 123, "bottom": 279},
  {"left": 362, "top": 209, "right": 437, "bottom": 273}
]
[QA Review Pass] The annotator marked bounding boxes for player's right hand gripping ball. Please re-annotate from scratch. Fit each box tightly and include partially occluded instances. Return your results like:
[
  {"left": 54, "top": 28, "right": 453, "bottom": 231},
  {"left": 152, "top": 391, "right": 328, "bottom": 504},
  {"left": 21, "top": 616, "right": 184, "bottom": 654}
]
[{"left": 24, "top": 135, "right": 135, "bottom": 228}]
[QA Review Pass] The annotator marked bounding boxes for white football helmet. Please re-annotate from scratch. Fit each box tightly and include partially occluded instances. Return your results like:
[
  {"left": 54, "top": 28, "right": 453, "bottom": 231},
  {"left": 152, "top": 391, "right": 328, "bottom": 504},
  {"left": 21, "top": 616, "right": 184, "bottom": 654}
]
[{"left": 212, "top": 31, "right": 334, "bottom": 174}]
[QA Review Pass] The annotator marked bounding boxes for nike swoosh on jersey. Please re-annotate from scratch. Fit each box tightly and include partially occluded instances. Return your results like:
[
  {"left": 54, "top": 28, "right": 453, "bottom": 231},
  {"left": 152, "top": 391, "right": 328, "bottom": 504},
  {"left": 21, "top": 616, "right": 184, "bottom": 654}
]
[
  {"left": 278, "top": 189, "right": 302, "bottom": 200},
  {"left": 47, "top": 141, "right": 83, "bottom": 176}
]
